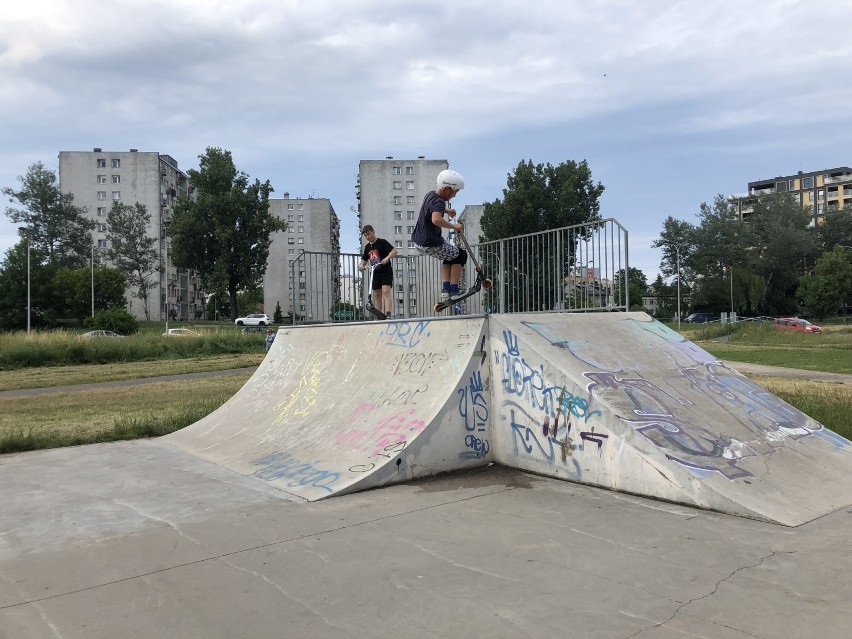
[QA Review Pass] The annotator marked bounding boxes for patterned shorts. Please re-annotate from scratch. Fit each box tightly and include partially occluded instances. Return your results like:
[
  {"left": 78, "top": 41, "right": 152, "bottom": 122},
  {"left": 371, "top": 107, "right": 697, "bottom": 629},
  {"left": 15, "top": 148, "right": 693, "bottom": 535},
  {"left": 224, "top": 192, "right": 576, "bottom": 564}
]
[{"left": 416, "top": 241, "right": 460, "bottom": 262}]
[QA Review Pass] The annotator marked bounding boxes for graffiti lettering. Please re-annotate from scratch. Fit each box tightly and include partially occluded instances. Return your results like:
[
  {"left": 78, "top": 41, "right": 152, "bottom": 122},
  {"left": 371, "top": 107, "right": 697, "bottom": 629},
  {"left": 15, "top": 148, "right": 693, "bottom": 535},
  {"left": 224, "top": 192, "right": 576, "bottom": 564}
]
[
  {"left": 465, "top": 434, "right": 490, "bottom": 455},
  {"left": 382, "top": 320, "right": 432, "bottom": 349},
  {"left": 392, "top": 351, "right": 449, "bottom": 376},
  {"left": 458, "top": 370, "right": 489, "bottom": 433},
  {"left": 251, "top": 452, "right": 340, "bottom": 493}
]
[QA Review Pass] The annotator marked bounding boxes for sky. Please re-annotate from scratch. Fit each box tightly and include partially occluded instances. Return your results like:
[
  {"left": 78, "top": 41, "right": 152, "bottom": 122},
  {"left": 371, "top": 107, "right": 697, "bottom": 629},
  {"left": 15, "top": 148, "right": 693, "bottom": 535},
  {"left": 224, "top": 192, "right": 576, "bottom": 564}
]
[{"left": 2, "top": 0, "right": 852, "bottom": 283}]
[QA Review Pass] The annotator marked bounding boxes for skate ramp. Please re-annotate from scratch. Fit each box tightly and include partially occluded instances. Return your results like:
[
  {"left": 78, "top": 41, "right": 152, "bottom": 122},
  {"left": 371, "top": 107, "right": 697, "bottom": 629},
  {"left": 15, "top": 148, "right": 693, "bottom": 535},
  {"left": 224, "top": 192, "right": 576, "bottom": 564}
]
[
  {"left": 166, "top": 318, "right": 492, "bottom": 501},
  {"left": 489, "top": 312, "right": 852, "bottom": 526}
]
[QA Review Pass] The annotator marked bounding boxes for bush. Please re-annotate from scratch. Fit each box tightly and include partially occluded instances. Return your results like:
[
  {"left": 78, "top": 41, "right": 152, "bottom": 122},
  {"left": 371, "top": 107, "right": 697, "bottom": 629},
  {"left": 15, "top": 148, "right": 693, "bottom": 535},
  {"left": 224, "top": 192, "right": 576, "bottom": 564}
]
[{"left": 84, "top": 307, "right": 139, "bottom": 335}]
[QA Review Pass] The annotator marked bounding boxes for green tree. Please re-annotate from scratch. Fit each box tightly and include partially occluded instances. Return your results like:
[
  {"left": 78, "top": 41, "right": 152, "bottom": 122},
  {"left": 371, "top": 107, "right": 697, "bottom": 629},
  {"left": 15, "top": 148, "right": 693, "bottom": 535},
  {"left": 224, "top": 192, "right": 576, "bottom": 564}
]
[
  {"left": 748, "top": 194, "right": 817, "bottom": 315},
  {"left": 481, "top": 159, "right": 604, "bottom": 241},
  {"left": 652, "top": 216, "right": 698, "bottom": 285},
  {"left": 615, "top": 267, "right": 648, "bottom": 310},
  {"left": 797, "top": 246, "right": 852, "bottom": 319},
  {"left": 106, "top": 201, "right": 159, "bottom": 319},
  {"left": 52, "top": 266, "right": 127, "bottom": 320},
  {"left": 816, "top": 207, "right": 852, "bottom": 251},
  {"left": 170, "top": 148, "right": 286, "bottom": 320},
  {"left": 83, "top": 307, "right": 139, "bottom": 335},
  {"left": 2, "top": 162, "right": 94, "bottom": 268},
  {"left": 650, "top": 274, "right": 679, "bottom": 319},
  {"left": 273, "top": 301, "right": 283, "bottom": 324},
  {"left": 480, "top": 159, "right": 604, "bottom": 311}
]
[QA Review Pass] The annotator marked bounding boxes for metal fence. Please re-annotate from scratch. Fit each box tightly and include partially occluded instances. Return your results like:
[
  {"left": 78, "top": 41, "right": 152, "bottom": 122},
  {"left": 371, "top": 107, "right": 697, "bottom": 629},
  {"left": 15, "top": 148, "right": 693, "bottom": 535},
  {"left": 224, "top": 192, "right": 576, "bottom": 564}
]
[{"left": 289, "top": 218, "right": 629, "bottom": 324}]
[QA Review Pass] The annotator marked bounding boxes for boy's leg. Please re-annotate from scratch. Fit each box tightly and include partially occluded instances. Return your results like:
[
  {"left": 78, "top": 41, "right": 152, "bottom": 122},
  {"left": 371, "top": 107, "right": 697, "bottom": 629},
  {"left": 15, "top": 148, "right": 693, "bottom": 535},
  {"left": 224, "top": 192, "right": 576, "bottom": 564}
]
[{"left": 381, "top": 285, "right": 393, "bottom": 315}]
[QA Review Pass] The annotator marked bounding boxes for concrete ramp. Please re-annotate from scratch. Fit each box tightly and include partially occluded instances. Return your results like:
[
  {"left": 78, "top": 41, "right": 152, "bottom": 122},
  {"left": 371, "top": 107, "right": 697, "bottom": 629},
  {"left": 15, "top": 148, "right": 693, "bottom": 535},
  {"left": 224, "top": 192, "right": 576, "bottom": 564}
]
[
  {"left": 166, "top": 318, "right": 492, "bottom": 500},
  {"left": 489, "top": 313, "right": 852, "bottom": 526}
]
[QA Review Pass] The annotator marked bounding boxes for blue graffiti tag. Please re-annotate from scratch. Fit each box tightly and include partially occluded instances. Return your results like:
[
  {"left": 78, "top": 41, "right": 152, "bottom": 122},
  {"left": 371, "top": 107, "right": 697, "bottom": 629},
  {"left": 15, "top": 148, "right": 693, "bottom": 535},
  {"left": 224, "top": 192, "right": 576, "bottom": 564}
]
[
  {"left": 251, "top": 451, "right": 341, "bottom": 493},
  {"left": 381, "top": 320, "right": 432, "bottom": 349}
]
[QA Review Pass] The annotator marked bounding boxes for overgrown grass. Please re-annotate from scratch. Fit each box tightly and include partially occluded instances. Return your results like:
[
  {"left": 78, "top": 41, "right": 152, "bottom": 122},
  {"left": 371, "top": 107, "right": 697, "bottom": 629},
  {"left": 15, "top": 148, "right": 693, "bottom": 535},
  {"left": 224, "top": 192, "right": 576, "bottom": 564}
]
[
  {"left": 0, "top": 375, "right": 247, "bottom": 454},
  {"left": 686, "top": 322, "right": 852, "bottom": 374},
  {"left": 0, "top": 326, "right": 270, "bottom": 370}
]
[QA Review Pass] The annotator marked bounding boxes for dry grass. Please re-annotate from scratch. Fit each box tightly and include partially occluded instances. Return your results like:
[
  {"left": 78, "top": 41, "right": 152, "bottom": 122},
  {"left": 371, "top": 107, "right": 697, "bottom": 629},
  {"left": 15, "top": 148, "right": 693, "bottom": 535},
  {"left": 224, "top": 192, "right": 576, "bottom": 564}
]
[
  {"left": 0, "top": 375, "right": 249, "bottom": 445},
  {"left": 0, "top": 353, "right": 263, "bottom": 391}
]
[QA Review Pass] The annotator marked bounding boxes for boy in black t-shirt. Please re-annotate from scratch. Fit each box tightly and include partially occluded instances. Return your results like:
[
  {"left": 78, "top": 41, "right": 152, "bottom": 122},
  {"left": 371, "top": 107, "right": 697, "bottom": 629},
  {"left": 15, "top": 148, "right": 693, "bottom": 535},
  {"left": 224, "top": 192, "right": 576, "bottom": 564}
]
[
  {"left": 411, "top": 169, "right": 468, "bottom": 302},
  {"left": 358, "top": 225, "right": 398, "bottom": 318}
]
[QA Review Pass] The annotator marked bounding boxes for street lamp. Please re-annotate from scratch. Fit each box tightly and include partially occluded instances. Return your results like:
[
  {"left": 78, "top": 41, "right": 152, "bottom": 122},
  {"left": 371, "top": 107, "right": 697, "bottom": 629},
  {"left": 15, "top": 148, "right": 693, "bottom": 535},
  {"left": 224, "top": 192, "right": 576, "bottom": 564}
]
[
  {"left": 91, "top": 243, "right": 95, "bottom": 318},
  {"left": 18, "top": 227, "right": 31, "bottom": 333},
  {"left": 661, "top": 242, "right": 682, "bottom": 328},
  {"left": 513, "top": 267, "right": 529, "bottom": 311}
]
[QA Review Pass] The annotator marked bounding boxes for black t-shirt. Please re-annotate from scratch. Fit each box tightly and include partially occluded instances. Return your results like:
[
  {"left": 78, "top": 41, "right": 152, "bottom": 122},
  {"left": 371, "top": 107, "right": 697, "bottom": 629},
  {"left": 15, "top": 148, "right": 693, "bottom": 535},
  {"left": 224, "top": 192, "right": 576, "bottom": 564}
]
[
  {"left": 361, "top": 237, "right": 394, "bottom": 272},
  {"left": 411, "top": 191, "right": 447, "bottom": 247}
]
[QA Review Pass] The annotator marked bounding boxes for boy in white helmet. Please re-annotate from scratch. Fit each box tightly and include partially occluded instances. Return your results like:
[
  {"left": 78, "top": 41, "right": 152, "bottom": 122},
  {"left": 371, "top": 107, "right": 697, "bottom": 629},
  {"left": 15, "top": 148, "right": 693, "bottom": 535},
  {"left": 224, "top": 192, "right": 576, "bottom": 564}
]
[{"left": 411, "top": 169, "right": 468, "bottom": 302}]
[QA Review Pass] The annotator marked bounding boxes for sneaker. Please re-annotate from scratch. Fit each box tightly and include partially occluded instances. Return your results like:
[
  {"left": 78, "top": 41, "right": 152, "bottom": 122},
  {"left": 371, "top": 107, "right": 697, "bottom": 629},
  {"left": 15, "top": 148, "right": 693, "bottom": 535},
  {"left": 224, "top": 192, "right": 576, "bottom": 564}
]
[{"left": 440, "top": 291, "right": 450, "bottom": 302}]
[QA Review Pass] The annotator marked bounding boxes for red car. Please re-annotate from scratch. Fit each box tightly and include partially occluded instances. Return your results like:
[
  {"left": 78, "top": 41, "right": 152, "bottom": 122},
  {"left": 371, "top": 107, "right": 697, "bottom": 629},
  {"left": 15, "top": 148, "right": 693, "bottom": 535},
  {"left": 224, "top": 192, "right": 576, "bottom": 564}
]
[{"left": 772, "top": 317, "right": 822, "bottom": 333}]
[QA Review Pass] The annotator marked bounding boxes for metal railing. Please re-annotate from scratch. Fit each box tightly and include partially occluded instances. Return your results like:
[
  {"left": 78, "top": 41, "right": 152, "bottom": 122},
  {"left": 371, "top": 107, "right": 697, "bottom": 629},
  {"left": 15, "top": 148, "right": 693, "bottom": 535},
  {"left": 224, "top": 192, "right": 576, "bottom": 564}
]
[{"left": 289, "top": 218, "right": 629, "bottom": 324}]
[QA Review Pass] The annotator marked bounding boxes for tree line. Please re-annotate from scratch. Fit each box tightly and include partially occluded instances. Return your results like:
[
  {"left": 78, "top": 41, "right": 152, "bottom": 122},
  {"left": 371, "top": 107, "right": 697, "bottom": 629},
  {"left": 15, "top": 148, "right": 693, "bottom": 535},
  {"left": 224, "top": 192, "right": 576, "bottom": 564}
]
[{"left": 0, "top": 148, "right": 284, "bottom": 330}]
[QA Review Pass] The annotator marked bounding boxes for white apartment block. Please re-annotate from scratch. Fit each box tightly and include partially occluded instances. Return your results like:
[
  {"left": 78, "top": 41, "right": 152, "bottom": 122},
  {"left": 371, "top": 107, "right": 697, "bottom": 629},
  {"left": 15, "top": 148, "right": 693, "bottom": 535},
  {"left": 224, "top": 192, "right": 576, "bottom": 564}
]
[
  {"left": 58, "top": 148, "right": 202, "bottom": 321},
  {"left": 356, "top": 157, "right": 449, "bottom": 317},
  {"left": 264, "top": 194, "right": 340, "bottom": 322}
]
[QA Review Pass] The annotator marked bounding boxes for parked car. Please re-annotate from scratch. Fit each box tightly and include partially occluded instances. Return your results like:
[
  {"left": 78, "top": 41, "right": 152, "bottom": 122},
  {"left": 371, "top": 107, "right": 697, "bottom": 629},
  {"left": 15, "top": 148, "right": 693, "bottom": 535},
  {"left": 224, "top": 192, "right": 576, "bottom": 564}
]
[
  {"left": 235, "top": 313, "right": 271, "bottom": 326},
  {"left": 683, "top": 312, "right": 717, "bottom": 324},
  {"left": 240, "top": 326, "right": 266, "bottom": 334},
  {"left": 162, "top": 328, "right": 202, "bottom": 337},
  {"left": 79, "top": 330, "right": 125, "bottom": 339},
  {"left": 772, "top": 317, "right": 822, "bottom": 334}
]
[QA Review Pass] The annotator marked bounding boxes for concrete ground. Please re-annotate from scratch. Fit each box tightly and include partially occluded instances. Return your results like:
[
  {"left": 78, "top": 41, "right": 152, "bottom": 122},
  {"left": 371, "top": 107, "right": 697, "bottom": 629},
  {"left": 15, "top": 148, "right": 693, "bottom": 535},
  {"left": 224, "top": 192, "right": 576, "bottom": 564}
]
[{"left": 1, "top": 439, "right": 850, "bottom": 639}]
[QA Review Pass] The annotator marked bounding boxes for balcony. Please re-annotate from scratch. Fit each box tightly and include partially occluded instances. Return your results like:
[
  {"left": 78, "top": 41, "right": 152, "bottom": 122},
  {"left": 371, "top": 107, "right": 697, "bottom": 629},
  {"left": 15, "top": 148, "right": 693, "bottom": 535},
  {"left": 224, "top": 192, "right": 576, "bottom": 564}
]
[
  {"left": 749, "top": 187, "right": 775, "bottom": 196},
  {"left": 823, "top": 174, "right": 852, "bottom": 185}
]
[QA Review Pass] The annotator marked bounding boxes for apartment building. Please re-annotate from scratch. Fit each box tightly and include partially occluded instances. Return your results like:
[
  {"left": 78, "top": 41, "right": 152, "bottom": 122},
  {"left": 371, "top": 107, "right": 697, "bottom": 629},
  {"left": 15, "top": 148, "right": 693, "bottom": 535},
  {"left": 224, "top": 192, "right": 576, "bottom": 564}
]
[
  {"left": 58, "top": 148, "right": 201, "bottom": 321},
  {"left": 731, "top": 166, "right": 852, "bottom": 223},
  {"left": 264, "top": 194, "right": 340, "bottom": 322},
  {"left": 356, "top": 157, "right": 449, "bottom": 317}
]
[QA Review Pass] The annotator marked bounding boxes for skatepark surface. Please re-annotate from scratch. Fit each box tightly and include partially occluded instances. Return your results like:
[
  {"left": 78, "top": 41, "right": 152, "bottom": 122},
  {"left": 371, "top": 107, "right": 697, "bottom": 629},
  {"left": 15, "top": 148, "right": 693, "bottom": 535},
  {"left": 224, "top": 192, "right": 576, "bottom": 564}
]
[
  {"left": 1, "top": 441, "right": 850, "bottom": 638},
  {"left": 2, "top": 313, "right": 851, "bottom": 637}
]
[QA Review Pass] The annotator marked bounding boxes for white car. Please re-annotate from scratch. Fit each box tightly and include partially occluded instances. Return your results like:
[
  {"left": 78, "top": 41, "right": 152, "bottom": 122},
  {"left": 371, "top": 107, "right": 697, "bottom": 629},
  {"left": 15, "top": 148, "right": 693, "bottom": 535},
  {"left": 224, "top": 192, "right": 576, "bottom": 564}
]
[
  {"left": 163, "top": 328, "right": 201, "bottom": 337},
  {"left": 235, "top": 313, "right": 271, "bottom": 326}
]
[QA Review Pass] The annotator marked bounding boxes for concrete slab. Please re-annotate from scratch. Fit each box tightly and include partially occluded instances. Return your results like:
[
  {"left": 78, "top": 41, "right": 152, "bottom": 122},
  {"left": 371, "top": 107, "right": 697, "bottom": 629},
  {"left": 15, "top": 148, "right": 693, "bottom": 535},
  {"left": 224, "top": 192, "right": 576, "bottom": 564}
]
[{"left": 0, "top": 442, "right": 850, "bottom": 638}]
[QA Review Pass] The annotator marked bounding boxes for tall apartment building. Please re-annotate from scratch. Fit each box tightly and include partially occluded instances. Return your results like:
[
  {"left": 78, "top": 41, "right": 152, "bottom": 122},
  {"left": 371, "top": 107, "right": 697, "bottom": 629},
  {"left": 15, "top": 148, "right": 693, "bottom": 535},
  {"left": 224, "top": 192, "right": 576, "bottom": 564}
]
[
  {"left": 731, "top": 166, "right": 852, "bottom": 223},
  {"left": 58, "top": 148, "right": 201, "bottom": 321},
  {"left": 356, "top": 157, "right": 449, "bottom": 317},
  {"left": 264, "top": 194, "right": 339, "bottom": 322}
]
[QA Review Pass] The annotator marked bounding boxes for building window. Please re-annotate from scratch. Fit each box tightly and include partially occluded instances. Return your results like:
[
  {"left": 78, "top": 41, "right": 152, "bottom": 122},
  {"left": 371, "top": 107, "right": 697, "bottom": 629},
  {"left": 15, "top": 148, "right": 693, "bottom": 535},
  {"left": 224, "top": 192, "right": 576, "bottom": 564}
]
[
  {"left": 112, "top": 159, "right": 120, "bottom": 168},
  {"left": 112, "top": 191, "right": 121, "bottom": 200},
  {"left": 97, "top": 239, "right": 108, "bottom": 248},
  {"left": 393, "top": 181, "right": 402, "bottom": 190},
  {"left": 406, "top": 196, "right": 415, "bottom": 204},
  {"left": 788, "top": 179, "right": 795, "bottom": 190},
  {"left": 298, "top": 238, "right": 304, "bottom": 244},
  {"left": 803, "top": 176, "right": 814, "bottom": 189},
  {"left": 406, "top": 167, "right": 413, "bottom": 175},
  {"left": 407, "top": 226, "right": 414, "bottom": 233},
  {"left": 97, "top": 159, "right": 106, "bottom": 168},
  {"left": 406, "top": 181, "right": 414, "bottom": 190},
  {"left": 295, "top": 203, "right": 302, "bottom": 210},
  {"left": 97, "top": 207, "right": 106, "bottom": 217},
  {"left": 289, "top": 227, "right": 295, "bottom": 233},
  {"left": 395, "top": 240, "right": 403, "bottom": 248},
  {"left": 407, "top": 210, "right": 415, "bottom": 219},
  {"left": 288, "top": 238, "right": 295, "bottom": 244},
  {"left": 818, "top": 190, "right": 824, "bottom": 201},
  {"left": 393, "top": 196, "right": 402, "bottom": 205},
  {"left": 97, "top": 191, "right": 107, "bottom": 200},
  {"left": 288, "top": 204, "right": 294, "bottom": 210},
  {"left": 298, "top": 226, "right": 304, "bottom": 232},
  {"left": 297, "top": 215, "right": 304, "bottom": 222},
  {"left": 288, "top": 249, "right": 295, "bottom": 255},
  {"left": 394, "top": 210, "right": 402, "bottom": 219},
  {"left": 394, "top": 226, "right": 403, "bottom": 234},
  {"left": 817, "top": 203, "right": 824, "bottom": 215},
  {"left": 112, "top": 175, "right": 120, "bottom": 184},
  {"left": 393, "top": 167, "right": 401, "bottom": 175},
  {"left": 97, "top": 175, "right": 107, "bottom": 184},
  {"left": 408, "top": 240, "right": 415, "bottom": 248},
  {"left": 97, "top": 223, "right": 107, "bottom": 232},
  {"left": 288, "top": 214, "right": 294, "bottom": 221}
]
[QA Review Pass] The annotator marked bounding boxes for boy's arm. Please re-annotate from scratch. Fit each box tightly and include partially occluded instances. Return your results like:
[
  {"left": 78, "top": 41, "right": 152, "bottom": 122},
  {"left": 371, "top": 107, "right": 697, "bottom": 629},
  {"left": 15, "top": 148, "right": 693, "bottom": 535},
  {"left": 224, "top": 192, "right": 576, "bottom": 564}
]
[{"left": 431, "top": 210, "right": 462, "bottom": 233}]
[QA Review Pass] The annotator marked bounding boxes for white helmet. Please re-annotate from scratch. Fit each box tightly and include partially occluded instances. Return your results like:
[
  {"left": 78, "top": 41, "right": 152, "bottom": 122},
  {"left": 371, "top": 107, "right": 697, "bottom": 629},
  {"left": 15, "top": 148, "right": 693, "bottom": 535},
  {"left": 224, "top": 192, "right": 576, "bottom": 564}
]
[{"left": 437, "top": 169, "right": 464, "bottom": 192}]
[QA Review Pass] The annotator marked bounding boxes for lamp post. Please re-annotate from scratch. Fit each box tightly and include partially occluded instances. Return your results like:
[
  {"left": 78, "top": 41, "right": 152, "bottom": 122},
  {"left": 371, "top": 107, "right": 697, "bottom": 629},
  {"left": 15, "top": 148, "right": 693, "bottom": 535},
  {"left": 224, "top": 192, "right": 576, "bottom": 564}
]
[
  {"left": 91, "top": 244, "right": 95, "bottom": 318},
  {"left": 514, "top": 267, "right": 529, "bottom": 311},
  {"left": 728, "top": 264, "right": 734, "bottom": 319},
  {"left": 26, "top": 233, "right": 31, "bottom": 333},
  {"left": 661, "top": 242, "right": 682, "bottom": 328}
]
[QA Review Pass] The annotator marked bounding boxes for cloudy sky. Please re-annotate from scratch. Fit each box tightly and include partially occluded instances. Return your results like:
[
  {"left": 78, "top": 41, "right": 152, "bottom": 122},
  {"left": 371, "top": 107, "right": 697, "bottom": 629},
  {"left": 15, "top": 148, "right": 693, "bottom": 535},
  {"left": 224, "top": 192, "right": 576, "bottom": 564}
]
[{"left": 2, "top": 0, "right": 852, "bottom": 280}]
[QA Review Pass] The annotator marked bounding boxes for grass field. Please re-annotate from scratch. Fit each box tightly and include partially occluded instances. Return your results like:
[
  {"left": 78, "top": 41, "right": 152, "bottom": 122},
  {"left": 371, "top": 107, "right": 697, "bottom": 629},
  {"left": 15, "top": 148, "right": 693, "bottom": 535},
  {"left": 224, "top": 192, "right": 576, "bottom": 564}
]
[{"left": 0, "top": 319, "right": 849, "bottom": 453}]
